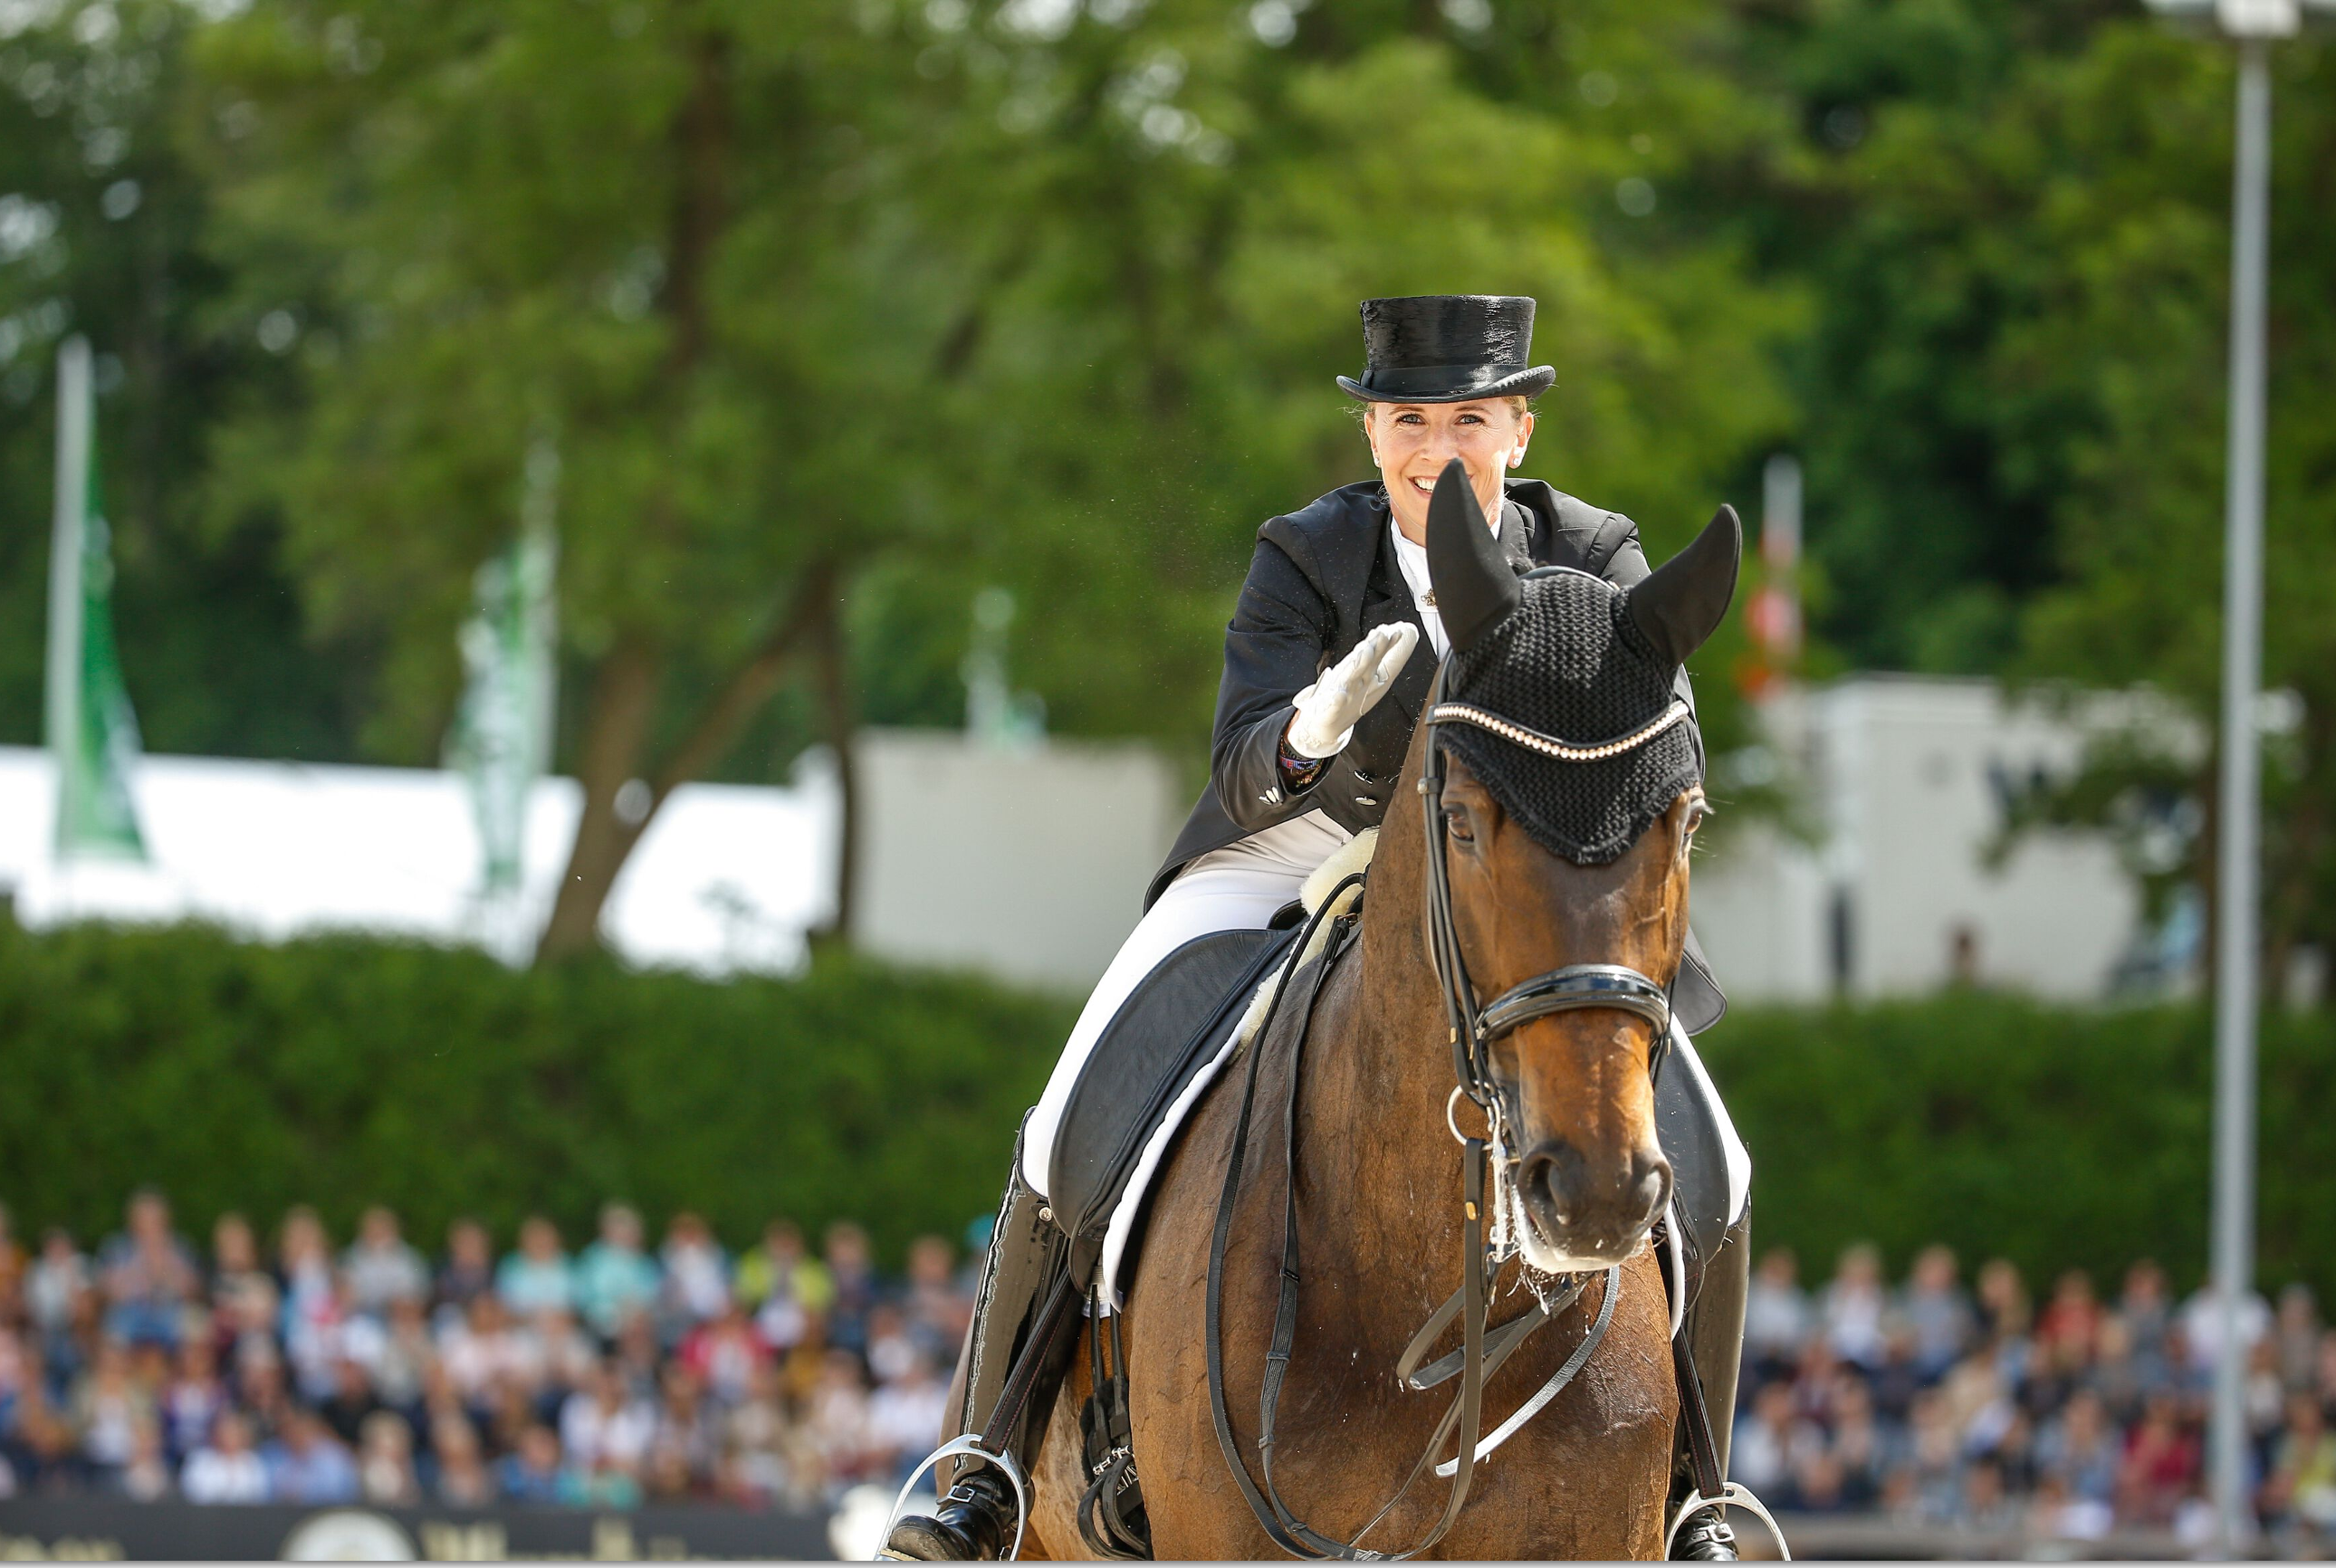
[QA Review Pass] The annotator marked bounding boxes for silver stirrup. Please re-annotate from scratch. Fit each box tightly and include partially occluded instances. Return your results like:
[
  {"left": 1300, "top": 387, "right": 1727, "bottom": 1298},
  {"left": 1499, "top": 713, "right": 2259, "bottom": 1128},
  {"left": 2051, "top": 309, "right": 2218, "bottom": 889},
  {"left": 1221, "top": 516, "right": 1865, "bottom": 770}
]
[
  {"left": 876, "top": 1433, "right": 1031, "bottom": 1563},
  {"left": 1664, "top": 1483, "right": 1790, "bottom": 1561}
]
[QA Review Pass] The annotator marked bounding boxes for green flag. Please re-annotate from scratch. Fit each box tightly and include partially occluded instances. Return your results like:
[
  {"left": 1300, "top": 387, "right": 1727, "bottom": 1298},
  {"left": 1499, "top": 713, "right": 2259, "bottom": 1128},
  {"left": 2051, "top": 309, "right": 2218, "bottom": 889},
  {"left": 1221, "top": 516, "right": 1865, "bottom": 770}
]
[
  {"left": 447, "top": 436, "right": 560, "bottom": 912},
  {"left": 44, "top": 336, "right": 147, "bottom": 863}
]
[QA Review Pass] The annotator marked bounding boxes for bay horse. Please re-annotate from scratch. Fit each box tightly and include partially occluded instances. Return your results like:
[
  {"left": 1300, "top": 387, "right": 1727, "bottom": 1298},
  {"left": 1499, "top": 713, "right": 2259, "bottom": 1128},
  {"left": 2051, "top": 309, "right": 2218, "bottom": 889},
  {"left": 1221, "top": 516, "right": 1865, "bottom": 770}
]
[{"left": 1023, "top": 468, "right": 1741, "bottom": 1560}]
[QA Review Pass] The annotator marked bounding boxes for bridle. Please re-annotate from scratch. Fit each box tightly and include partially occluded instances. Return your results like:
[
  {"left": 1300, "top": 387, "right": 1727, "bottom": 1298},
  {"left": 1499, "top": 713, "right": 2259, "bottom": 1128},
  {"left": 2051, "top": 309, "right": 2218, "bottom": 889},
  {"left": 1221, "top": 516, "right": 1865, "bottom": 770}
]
[
  {"left": 1202, "top": 636, "right": 1696, "bottom": 1562},
  {"left": 1419, "top": 649, "right": 1688, "bottom": 1145}
]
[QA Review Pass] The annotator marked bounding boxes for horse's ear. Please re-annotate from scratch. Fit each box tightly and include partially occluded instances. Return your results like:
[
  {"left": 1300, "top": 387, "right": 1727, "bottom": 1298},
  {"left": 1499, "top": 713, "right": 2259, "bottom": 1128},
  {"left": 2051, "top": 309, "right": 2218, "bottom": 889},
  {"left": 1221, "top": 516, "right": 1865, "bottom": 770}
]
[
  {"left": 1426, "top": 458, "right": 1518, "bottom": 651},
  {"left": 1626, "top": 504, "right": 1741, "bottom": 667}
]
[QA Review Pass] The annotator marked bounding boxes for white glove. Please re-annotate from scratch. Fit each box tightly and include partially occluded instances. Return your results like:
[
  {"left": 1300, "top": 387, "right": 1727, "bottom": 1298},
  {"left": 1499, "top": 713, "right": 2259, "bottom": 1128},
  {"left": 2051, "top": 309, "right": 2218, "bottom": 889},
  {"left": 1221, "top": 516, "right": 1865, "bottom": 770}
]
[{"left": 1285, "top": 622, "right": 1422, "bottom": 760}]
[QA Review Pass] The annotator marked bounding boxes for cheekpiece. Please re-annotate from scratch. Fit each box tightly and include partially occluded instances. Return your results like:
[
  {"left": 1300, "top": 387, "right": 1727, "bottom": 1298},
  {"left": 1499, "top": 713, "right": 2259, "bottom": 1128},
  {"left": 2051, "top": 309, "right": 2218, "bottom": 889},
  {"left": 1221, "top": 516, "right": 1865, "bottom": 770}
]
[
  {"left": 1337, "top": 294, "right": 1557, "bottom": 404},
  {"left": 1439, "top": 570, "right": 1699, "bottom": 866}
]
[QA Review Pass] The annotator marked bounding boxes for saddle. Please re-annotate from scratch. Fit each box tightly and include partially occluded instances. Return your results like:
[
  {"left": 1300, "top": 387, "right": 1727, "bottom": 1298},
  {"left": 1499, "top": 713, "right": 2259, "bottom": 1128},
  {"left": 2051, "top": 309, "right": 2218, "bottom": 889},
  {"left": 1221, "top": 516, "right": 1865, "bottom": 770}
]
[
  {"left": 1045, "top": 915, "right": 1744, "bottom": 1313},
  {"left": 1047, "top": 919, "right": 1301, "bottom": 1295}
]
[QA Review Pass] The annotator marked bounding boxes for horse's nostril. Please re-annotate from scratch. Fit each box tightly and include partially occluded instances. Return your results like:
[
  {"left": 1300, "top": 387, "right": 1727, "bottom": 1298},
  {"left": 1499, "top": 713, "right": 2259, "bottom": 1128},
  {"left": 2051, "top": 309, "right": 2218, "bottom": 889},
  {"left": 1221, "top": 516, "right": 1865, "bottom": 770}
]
[
  {"left": 1633, "top": 1154, "right": 1675, "bottom": 1224},
  {"left": 1517, "top": 1143, "right": 1585, "bottom": 1230}
]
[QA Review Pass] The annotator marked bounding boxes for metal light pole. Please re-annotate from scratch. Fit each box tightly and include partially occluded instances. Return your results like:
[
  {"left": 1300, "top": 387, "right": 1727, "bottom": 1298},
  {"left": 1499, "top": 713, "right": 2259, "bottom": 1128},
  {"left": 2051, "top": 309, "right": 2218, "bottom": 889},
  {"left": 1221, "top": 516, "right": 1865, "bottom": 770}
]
[
  {"left": 2209, "top": 32, "right": 2271, "bottom": 1553},
  {"left": 2140, "top": 0, "right": 2326, "bottom": 1549}
]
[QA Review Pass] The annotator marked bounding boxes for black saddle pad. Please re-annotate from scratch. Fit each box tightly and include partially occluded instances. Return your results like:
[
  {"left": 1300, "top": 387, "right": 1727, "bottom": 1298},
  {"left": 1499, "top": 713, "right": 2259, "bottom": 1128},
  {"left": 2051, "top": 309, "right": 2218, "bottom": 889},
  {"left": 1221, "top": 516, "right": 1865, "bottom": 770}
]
[{"left": 1048, "top": 925, "right": 1300, "bottom": 1289}]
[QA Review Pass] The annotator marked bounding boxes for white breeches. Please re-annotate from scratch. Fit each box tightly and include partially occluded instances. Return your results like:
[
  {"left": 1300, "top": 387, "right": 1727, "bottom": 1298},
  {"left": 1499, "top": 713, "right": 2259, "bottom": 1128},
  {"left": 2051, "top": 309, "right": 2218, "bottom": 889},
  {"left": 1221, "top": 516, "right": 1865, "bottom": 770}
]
[{"left": 1020, "top": 810, "right": 1355, "bottom": 1197}]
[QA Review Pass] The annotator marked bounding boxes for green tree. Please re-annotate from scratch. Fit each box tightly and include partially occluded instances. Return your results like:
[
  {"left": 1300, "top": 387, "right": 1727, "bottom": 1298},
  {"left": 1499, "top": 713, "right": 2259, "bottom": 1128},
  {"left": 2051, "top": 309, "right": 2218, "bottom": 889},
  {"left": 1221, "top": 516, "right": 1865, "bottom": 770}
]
[
  {"left": 191, "top": 0, "right": 1793, "bottom": 966},
  {"left": 193, "top": 0, "right": 964, "bottom": 957},
  {"left": 0, "top": 0, "right": 363, "bottom": 762}
]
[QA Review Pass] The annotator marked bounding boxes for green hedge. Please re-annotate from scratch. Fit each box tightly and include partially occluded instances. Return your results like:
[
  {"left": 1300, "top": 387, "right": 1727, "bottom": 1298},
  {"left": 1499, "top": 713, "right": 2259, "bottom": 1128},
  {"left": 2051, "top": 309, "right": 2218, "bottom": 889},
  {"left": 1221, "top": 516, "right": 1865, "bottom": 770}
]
[
  {"left": 1697, "top": 994, "right": 2336, "bottom": 1300},
  {"left": 0, "top": 920, "right": 1070, "bottom": 1264},
  {"left": 0, "top": 920, "right": 2327, "bottom": 1297}
]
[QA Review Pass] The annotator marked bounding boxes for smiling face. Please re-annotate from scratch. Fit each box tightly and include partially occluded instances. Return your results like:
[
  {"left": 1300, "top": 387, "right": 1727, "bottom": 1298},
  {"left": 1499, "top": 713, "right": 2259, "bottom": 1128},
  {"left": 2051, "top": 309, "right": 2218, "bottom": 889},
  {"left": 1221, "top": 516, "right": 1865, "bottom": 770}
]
[{"left": 1364, "top": 397, "right": 1535, "bottom": 545}]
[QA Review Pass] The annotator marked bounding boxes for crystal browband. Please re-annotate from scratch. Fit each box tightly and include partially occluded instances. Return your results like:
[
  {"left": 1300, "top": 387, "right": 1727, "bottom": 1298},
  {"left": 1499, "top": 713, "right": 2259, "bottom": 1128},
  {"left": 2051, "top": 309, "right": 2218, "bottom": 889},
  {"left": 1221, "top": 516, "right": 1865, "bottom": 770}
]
[{"left": 1428, "top": 698, "right": 1693, "bottom": 764}]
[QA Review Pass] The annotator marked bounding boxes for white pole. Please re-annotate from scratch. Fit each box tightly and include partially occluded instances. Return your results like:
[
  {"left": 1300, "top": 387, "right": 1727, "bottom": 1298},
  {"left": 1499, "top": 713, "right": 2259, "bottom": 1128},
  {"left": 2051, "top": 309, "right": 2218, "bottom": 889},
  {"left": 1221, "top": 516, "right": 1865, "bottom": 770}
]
[
  {"left": 44, "top": 335, "right": 91, "bottom": 857},
  {"left": 2208, "top": 35, "right": 2271, "bottom": 1555}
]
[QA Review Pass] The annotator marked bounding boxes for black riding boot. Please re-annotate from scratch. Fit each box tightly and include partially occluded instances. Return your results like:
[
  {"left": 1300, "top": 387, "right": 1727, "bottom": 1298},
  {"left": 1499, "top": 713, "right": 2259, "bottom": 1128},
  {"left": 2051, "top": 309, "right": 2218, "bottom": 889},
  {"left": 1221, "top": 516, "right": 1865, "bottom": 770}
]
[
  {"left": 1669, "top": 1212, "right": 1749, "bottom": 1562},
  {"left": 883, "top": 1129, "right": 1066, "bottom": 1563},
  {"left": 883, "top": 1468, "right": 1017, "bottom": 1563}
]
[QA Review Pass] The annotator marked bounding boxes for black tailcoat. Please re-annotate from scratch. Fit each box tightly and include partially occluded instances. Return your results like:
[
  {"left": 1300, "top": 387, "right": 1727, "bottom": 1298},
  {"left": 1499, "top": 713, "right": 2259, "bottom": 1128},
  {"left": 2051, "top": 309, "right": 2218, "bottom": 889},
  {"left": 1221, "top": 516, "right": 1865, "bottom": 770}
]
[{"left": 1149, "top": 477, "right": 1726, "bottom": 1031}]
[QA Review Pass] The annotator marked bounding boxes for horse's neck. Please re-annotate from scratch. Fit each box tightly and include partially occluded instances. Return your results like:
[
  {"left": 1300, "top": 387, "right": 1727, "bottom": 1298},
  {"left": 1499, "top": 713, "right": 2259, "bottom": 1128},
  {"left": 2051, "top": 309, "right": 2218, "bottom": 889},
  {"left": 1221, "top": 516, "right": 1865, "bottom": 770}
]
[{"left": 1297, "top": 743, "right": 1473, "bottom": 1286}]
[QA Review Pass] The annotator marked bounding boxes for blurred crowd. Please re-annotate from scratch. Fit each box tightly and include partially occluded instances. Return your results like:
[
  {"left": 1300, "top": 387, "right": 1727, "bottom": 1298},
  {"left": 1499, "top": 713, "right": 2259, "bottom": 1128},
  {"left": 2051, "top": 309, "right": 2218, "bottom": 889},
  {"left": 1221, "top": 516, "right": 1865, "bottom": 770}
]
[
  {"left": 0, "top": 1192, "right": 971, "bottom": 1511},
  {"left": 12, "top": 1189, "right": 2336, "bottom": 1546},
  {"left": 1734, "top": 1243, "right": 2336, "bottom": 1547}
]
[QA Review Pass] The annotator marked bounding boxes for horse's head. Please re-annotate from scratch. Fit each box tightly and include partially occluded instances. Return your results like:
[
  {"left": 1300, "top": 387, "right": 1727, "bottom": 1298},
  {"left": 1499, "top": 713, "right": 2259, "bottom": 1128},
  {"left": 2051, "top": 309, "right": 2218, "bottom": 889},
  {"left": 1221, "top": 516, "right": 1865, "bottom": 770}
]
[{"left": 1422, "top": 461, "right": 1738, "bottom": 1271}]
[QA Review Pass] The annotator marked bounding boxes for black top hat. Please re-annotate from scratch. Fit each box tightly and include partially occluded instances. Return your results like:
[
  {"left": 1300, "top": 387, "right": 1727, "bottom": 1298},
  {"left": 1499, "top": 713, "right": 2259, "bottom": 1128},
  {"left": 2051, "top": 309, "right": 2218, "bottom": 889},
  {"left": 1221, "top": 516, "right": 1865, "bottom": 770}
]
[{"left": 1336, "top": 294, "right": 1556, "bottom": 404}]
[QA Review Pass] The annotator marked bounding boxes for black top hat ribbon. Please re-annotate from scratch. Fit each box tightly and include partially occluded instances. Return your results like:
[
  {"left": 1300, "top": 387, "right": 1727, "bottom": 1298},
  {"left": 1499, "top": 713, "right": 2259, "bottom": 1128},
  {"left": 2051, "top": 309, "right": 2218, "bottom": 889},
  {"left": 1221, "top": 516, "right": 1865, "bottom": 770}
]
[{"left": 1336, "top": 294, "right": 1556, "bottom": 404}]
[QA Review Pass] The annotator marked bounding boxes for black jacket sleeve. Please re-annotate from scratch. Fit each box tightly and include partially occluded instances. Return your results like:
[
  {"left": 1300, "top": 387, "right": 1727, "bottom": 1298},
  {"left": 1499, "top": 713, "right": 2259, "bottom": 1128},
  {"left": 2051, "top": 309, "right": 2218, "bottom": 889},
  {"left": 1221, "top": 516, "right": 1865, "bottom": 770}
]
[{"left": 1207, "top": 537, "right": 1336, "bottom": 836}]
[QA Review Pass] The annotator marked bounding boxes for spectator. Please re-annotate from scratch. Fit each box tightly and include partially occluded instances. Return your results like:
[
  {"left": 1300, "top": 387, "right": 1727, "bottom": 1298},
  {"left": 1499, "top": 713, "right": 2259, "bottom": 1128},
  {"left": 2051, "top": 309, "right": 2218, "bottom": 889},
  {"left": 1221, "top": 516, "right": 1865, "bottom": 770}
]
[
  {"left": 1820, "top": 1244, "right": 1889, "bottom": 1372},
  {"left": 866, "top": 1351, "right": 949, "bottom": 1485},
  {"left": 646, "top": 1363, "right": 716, "bottom": 1499},
  {"left": 158, "top": 1338, "right": 227, "bottom": 1465},
  {"left": 121, "top": 1416, "right": 171, "bottom": 1502},
  {"left": 2037, "top": 1269, "right": 2103, "bottom": 1366},
  {"left": 2116, "top": 1392, "right": 2199, "bottom": 1526},
  {"left": 1976, "top": 1257, "right": 2032, "bottom": 1343},
  {"left": 2263, "top": 1391, "right": 2336, "bottom": 1534},
  {"left": 822, "top": 1223, "right": 879, "bottom": 1356},
  {"left": 317, "top": 1355, "right": 380, "bottom": 1450},
  {"left": 2120, "top": 1260, "right": 2173, "bottom": 1353},
  {"left": 0, "top": 1205, "right": 23, "bottom": 1317},
  {"left": 343, "top": 1208, "right": 429, "bottom": 1318},
  {"left": 276, "top": 1209, "right": 342, "bottom": 1401},
  {"left": 1744, "top": 1248, "right": 1809, "bottom": 1382},
  {"left": 429, "top": 1413, "right": 493, "bottom": 1507},
  {"left": 440, "top": 1292, "right": 520, "bottom": 1405},
  {"left": 264, "top": 1406, "right": 359, "bottom": 1504},
  {"left": 72, "top": 1338, "right": 154, "bottom": 1486},
  {"left": 738, "top": 1220, "right": 833, "bottom": 1353},
  {"left": 24, "top": 1229, "right": 90, "bottom": 1349},
  {"left": 496, "top": 1218, "right": 575, "bottom": 1318},
  {"left": 206, "top": 1214, "right": 272, "bottom": 1331},
  {"left": 357, "top": 1410, "right": 421, "bottom": 1506},
  {"left": 804, "top": 1347, "right": 874, "bottom": 1483},
  {"left": 98, "top": 1192, "right": 197, "bottom": 1349},
  {"left": 355, "top": 1295, "right": 435, "bottom": 1411},
  {"left": 574, "top": 1204, "right": 661, "bottom": 1341},
  {"left": 2274, "top": 1285, "right": 2321, "bottom": 1392},
  {"left": 679, "top": 1301, "right": 771, "bottom": 1409},
  {"left": 523, "top": 1307, "right": 598, "bottom": 1398},
  {"left": 1900, "top": 1245, "right": 1974, "bottom": 1384},
  {"left": 497, "top": 1421, "right": 567, "bottom": 1505},
  {"left": 559, "top": 1360, "right": 655, "bottom": 1478},
  {"left": 181, "top": 1411, "right": 268, "bottom": 1505},
  {"left": 2178, "top": 1279, "right": 2271, "bottom": 1379},
  {"left": 1732, "top": 1380, "right": 1811, "bottom": 1505},
  {"left": 656, "top": 1213, "right": 731, "bottom": 1333},
  {"left": 436, "top": 1219, "right": 496, "bottom": 1320},
  {"left": 2036, "top": 1388, "right": 2119, "bottom": 1511},
  {"left": 903, "top": 1237, "right": 969, "bottom": 1364}
]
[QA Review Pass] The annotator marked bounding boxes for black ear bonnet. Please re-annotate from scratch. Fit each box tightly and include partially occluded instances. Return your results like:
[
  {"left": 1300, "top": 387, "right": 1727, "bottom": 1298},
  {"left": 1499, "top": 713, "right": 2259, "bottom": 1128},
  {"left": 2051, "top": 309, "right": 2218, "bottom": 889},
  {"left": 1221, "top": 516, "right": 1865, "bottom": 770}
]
[{"left": 1439, "top": 571, "right": 1703, "bottom": 865}]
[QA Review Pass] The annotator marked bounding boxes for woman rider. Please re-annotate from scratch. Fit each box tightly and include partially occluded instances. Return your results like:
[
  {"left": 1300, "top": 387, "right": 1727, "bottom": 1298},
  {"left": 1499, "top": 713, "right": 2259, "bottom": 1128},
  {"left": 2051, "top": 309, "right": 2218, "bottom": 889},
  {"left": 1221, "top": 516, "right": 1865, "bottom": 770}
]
[{"left": 886, "top": 296, "right": 1747, "bottom": 1562}]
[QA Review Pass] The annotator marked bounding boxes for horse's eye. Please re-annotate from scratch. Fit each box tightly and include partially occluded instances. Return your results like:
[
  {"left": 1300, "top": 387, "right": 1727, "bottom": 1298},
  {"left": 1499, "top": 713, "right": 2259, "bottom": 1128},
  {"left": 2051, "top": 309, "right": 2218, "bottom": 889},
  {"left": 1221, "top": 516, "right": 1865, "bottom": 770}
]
[
  {"left": 1443, "top": 806, "right": 1475, "bottom": 844},
  {"left": 1684, "top": 801, "right": 1711, "bottom": 840}
]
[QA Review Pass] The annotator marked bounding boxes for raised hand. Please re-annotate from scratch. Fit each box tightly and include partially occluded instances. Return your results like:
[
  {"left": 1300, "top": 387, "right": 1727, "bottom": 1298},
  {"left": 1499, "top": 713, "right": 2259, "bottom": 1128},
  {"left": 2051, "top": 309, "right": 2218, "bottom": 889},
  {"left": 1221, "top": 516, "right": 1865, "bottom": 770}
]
[{"left": 1285, "top": 622, "right": 1422, "bottom": 760}]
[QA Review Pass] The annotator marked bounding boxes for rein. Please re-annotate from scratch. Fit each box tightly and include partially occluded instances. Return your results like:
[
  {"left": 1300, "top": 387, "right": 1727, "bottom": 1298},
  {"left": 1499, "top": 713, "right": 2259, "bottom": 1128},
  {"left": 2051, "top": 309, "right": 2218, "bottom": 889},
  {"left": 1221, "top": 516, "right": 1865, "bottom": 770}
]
[{"left": 1199, "top": 656, "right": 1688, "bottom": 1561}]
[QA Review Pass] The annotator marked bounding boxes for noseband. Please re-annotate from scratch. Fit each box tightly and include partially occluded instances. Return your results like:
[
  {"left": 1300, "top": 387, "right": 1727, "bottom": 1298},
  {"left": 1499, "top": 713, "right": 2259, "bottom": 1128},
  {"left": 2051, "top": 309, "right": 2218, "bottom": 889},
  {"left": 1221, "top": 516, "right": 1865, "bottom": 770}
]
[{"left": 1419, "top": 655, "right": 1685, "bottom": 1136}]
